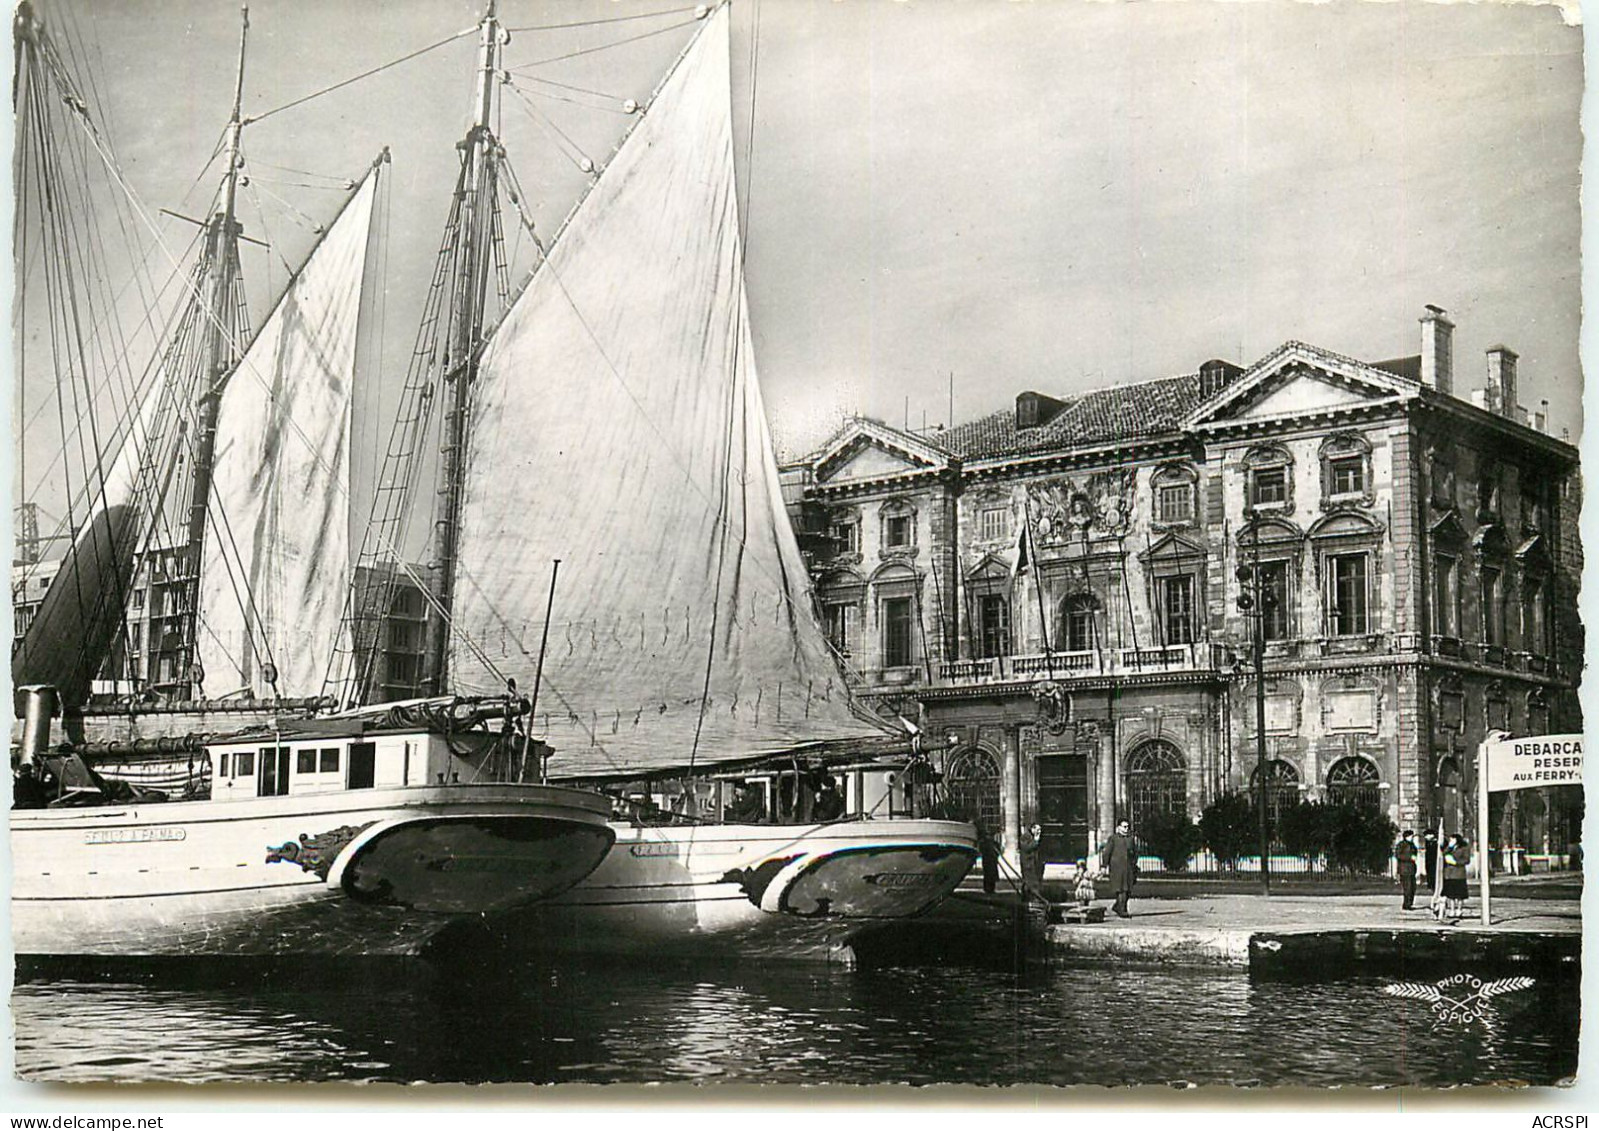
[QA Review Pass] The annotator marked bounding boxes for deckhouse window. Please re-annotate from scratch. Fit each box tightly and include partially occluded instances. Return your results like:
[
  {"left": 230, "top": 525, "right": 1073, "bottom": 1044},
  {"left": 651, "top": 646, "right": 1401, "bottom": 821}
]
[
  {"left": 297, "top": 750, "right": 316, "bottom": 774},
  {"left": 320, "top": 748, "right": 340, "bottom": 773}
]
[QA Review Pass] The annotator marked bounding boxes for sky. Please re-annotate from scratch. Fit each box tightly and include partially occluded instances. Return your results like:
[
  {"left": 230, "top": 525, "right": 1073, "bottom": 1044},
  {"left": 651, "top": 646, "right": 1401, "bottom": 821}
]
[{"left": 11, "top": 0, "right": 1585, "bottom": 521}]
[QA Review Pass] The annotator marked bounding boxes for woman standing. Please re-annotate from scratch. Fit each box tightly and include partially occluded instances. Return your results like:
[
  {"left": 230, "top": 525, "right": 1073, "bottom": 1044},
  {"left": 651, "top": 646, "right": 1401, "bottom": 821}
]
[{"left": 1441, "top": 835, "right": 1472, "bottom": 923}]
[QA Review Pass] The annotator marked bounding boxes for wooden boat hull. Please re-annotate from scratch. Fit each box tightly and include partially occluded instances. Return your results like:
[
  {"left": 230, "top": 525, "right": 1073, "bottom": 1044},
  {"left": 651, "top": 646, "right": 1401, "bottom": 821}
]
[
  {"left": 492, "top": 819, "right": 979, "bottom": 963},
  {"left": 11, "top": 784, "right": 615, "bottom": 958}
]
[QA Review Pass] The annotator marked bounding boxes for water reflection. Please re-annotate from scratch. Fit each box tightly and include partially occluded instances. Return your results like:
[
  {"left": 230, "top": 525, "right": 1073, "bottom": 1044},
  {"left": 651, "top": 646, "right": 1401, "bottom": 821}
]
[{"left": 11, "top": 960, "right": 1577, "bottom": 1087}]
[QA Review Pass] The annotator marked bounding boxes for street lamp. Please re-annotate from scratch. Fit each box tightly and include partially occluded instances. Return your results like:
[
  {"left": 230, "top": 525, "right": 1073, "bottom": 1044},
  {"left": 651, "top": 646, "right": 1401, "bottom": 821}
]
[{"left": 1235, "top": 513, "right": 1277, "bottom": 897}]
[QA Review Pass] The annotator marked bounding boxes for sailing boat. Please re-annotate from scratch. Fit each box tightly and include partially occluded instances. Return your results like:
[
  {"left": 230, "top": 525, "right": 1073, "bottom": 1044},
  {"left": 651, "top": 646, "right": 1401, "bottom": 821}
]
[
  {"left": 387, "top": 2, "right": 979, "bottom": 961},
  {"left": 9, "top": 4, "right": 614, "bottom": 959}
]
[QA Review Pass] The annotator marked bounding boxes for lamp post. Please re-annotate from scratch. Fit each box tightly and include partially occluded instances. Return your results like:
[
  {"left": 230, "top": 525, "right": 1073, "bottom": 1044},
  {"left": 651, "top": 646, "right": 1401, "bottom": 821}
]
[{"left": 1236, "top": 513, "right": 1276, "bottom": 896}]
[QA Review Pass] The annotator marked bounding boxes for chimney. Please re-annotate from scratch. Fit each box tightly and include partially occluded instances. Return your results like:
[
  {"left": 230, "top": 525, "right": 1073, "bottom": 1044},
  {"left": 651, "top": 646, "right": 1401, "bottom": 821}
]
[
  {"left": 1199, "top": 358, "right": 1244, "bottom": 400},
  {"left": 1485, "top": 345, "right": 1518, "bottom": 421},
  {"left": 1419, "top": 305, "right": 1454, "bottom": 394}
]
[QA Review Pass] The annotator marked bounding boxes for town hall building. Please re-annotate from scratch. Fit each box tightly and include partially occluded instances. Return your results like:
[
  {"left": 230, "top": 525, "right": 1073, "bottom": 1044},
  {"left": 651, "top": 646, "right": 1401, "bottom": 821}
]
[{"left": 783, "top": 307, "right": 1583, "bottom": 875}]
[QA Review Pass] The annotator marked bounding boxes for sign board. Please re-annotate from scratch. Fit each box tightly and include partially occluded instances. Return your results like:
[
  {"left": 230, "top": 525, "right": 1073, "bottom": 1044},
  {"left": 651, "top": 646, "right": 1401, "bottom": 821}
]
[{"left": 1483, "top": 734, "right": 1584, "bottom": 793}]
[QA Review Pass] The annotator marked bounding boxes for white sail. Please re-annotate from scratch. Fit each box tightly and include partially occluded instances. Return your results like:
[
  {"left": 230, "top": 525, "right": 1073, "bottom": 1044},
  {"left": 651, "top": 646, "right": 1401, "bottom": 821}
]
[
  {"left": 196, "top": 172, "right": 379, "bottom": 699},
  {"left": 448, "top": 6, "right": 886, "bottom": 776}
]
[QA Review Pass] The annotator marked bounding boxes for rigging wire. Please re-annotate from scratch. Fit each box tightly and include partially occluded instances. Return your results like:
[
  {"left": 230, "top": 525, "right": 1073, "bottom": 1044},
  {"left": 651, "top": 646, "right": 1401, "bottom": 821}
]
[
  {"left": 246, "top": 25, "right": 476, "bottom": 124},
  {"left": 504, "top": 6, "right": 700, "bottom": 33},
  {"left": 509, "top": 17, "right": 703, "bottom": 72}
]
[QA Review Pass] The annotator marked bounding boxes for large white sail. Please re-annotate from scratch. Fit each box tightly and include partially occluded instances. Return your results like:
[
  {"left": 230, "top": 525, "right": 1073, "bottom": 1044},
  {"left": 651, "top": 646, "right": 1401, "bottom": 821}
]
[
  {"left": 448, "top": 6, "right": 886, "bottom": 777},
  {"left": 195, "top": 172, "right": 379, "bottom": 699}
]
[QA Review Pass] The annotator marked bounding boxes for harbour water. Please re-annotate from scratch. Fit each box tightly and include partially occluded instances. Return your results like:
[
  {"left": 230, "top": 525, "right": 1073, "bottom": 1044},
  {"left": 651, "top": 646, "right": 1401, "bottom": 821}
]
[{"left": 11, "top": 958, "right": 1579, "bottom": 1087}]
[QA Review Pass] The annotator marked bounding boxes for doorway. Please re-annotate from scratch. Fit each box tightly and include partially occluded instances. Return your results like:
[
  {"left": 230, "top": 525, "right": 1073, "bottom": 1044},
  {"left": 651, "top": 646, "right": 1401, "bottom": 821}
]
[{"left": 1036, "top": 753, "right": 1089, "bottom": 865}]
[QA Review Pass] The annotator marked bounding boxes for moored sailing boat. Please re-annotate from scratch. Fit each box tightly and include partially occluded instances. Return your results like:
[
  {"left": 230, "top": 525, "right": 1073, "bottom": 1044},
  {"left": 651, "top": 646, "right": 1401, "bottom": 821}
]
[
  {"left": 390, "top": 2, "right": 978, "bottom": 960},
  {"left": 9, "top": 5, "right": 615, "bottom": 959}
]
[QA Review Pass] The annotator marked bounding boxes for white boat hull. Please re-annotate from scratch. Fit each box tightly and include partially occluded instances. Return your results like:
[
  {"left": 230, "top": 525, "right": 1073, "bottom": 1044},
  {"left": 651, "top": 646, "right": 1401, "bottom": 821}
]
[
  {"left": 491, "top": 818, "right": 978, "bottom": 962},
  {"left": 11, "top": 785, "right": 615, "bottom": 958}
]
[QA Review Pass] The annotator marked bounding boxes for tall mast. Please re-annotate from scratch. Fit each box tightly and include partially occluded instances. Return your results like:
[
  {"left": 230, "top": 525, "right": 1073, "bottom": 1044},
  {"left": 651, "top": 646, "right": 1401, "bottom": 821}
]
[
  {"left": 181, "top": 4, "right": 251, "bottom": 697},
  {"left": 423, "top": 0, "right": 503, "bottom": 695}
]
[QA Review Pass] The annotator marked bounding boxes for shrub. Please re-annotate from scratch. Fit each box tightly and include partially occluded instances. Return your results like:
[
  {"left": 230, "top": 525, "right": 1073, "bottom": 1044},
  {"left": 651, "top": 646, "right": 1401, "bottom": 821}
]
[
  {"left": 1324, "top": 804, "right": 1397, "bottom": 874},
  {"left": 1198, "top": 791, "right": 1259, "bottom": 870},
  {"left": 1141, "top": 809, "right": 1203, "bottom": 873},
  {"left": 1278, "top": 800, "right": 1330, "bottom": 862}
]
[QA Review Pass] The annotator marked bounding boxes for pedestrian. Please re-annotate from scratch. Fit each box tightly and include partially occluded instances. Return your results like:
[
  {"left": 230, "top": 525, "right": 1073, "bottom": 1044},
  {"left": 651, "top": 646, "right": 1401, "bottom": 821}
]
[
  {"left": 1395, "top": 828, "right": 1419, "bottom": 910},
  {"left": 1071, "top": 859, "right": 1096, "bottom": 908},
  {"left": 1441, "top": 835, "right": 1471, "bottom": 922},
  {"left": 1019, "top": 821, "right": 1044, "bottom": 894},
  {"left": 1099, "top": 818, "right": 1137, "bottom": 919},
  {"left": 1421, "top": 829, "right": 1439, "bottom": 894},
  {"left": 973, "top": 815, "right": 999, "bottom": 894}
]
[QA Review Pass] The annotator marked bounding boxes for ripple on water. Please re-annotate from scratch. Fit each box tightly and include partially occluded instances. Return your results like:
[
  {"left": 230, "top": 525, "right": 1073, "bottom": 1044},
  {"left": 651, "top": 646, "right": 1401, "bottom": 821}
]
[{"left": 11, "top": 963, "right": 1580, "bottom": 1087}]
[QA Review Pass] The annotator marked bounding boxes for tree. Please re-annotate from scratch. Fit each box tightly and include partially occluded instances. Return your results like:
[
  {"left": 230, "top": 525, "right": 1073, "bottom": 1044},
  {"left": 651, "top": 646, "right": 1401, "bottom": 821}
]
[
  {"left": 1198, "top": 791, "right": 1258, "bottom": 871},
  {"left": 1142, "top": 809, "right": 1203, "bottom": 873}
]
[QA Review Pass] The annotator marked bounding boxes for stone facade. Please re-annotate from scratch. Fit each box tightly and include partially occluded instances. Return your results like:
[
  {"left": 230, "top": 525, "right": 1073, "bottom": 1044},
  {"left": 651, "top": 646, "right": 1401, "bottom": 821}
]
[{"left": 786, "top": 310, "right": 1583, "bottom": 873}]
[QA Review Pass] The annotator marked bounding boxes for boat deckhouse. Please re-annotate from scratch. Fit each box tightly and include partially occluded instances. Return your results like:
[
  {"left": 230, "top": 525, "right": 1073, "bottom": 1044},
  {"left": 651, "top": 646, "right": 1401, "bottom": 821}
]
[{"left": 785, "top": 307, "right": 1583, "bottom": 876}]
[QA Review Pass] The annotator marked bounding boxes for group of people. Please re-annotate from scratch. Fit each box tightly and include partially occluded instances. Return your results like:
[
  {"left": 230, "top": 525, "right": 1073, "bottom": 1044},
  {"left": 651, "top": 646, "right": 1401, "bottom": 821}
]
[
  {"left": 974, "top": 817, "right": 1139, "bottom": 919},
  {"left": 1395, "top": 828, "right": 1473, "bottom": 922}
]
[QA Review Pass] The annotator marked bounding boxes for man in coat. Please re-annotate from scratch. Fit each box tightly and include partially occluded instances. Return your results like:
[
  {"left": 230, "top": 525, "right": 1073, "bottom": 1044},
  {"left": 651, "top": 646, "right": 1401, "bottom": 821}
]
[
  {"left": 1100, "top": 818, "right": 1137, "bottom": 918},
  {"left": 1395, "top": 829, "right": 1419, "bottom": 910}
]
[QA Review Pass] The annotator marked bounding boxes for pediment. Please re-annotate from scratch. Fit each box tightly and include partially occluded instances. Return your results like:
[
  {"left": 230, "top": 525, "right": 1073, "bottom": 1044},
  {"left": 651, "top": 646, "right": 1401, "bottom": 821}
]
[
  {"left": 965, "top": 552, "right": 1012, "bottom": 583},
  {"left": 812, "top": 420, "right": 952, "bottom": 485},
  {"left": 1190, "top": 344, "right": 1417, "bottom": 429},
  {"left": 1138, "top": 531, "right": 1207, "bottom": 563}
]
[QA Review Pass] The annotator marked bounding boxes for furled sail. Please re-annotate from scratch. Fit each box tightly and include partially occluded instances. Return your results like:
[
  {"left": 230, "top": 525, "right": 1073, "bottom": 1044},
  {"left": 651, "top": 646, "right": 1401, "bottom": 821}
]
[
  {"left": 448, "top": 6, "right": 887, "bottom": 776},
  {"left": 195, "top": 171, "right": 379, "bottom": 699},
  {"left": 11, "top": 384, "right": 173, "bottom": 708}
]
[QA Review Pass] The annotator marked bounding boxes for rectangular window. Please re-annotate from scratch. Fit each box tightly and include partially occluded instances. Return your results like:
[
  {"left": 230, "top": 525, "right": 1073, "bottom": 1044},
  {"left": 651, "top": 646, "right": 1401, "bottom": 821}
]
[
  {"left": 980, "top": 507, "right": 1010, "bottom": 542},
  {"left": 977, "top": 594, "right": 1010, "bottom": 659},
  {"left": 1259, "top": 560, "right": 1290, "bottom": 641},
  {"left": 884, "top": 515, "right": 914, "bottom": 549},
  {"left": 218, "top": 753, "right": 230, "bottom": 778},
  {"left": 1434, "top": 554, "right": 1459, "bottom": 637},
  {"left": 1482, "top": 566, "right": 1504, "bottom": 646},
  {"left": 132, "top": 589, "right": 145, "bottom": 610},
  {"left": 1329, "top": 456, "right": 1365, "bottom": 496},
  {"left": 235, "top": 751, "right": 255, "bottom": 778},
  {"left": 1251, "top": 468, "right": 1287, "bottom": 507},
  {"left": 829, "top": 521, "right": 859, "bottom": 555},
  {"left": 1160, "top": 575, "right": 1196, "bottom": 645},
  {"left": 347, "top": 743, "right": 377, "bottom": 790},
  {"left": 1157, "top": 484, "right": 1193, "bottom": 525},
  {"left": 1063, "top": 600, "right": 1096, "bottom": 652},
  {"left": 823, "top": 603, "right": 853, "bottom": 657},
  {"left": 296, "top": 749, "right": 316, "bottom": 774},
  {"left": 882, "top": 597, "right": 914, "bottom": 668},
  {"left": 320, "top": 748, "right": 340, "bottom": 773},
  {"left": 1523, "top": 579, "right": 1549, "bottom": 654},
  {"left": 1329, "top": 553, "right": 1369, "bottom": 636}
]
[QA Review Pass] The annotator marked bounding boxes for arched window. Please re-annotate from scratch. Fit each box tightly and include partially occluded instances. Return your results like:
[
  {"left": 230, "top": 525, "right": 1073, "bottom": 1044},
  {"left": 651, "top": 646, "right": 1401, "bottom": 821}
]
[
  {"left": 1124, "top": 739, "right": 1187, "bottom": 831},
  {"left": 1249, "top": 758, "right": 1301, "bottom": 831},
  {"left": 1326, "top": 756, "right": 1380, "bottom": 810},
  {"left": 947, "top": 748, "right": 1001, "bottom": 829}
]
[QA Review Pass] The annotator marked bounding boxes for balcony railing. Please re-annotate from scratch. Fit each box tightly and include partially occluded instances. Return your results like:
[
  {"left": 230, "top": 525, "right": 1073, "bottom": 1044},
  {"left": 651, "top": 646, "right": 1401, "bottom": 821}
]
[{"left": 928, "top": 643, "right": 1224, "bottom": 687}]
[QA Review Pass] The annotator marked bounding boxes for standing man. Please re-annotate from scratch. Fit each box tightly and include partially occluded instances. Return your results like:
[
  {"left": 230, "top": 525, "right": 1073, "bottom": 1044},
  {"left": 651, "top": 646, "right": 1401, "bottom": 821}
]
[
  {"left": 1395, "top": 828, "right": 1418, "bottom": 910},
  {"left": 1421, "top": 829, "right": 1439, "bottom": 897},
  {"left": 1100, "top": 818, "right": 1137, "bottom": 919}
]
